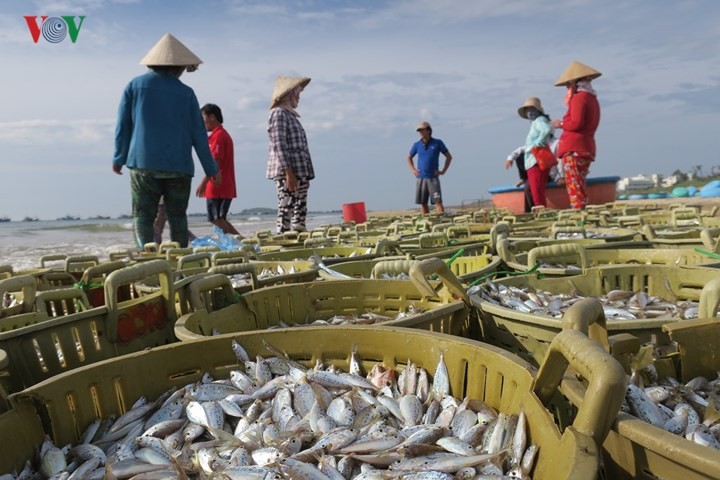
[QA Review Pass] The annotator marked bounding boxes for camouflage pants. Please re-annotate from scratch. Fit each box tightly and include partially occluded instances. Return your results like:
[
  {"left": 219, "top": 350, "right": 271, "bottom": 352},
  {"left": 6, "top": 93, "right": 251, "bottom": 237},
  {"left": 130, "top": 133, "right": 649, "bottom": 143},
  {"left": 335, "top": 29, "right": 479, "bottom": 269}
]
[
  {"left": 274, "top": 177, "right": 310, "bottom": 234},
  {"left": 130, "top": 170, "right": 191, "bottom": 248}
]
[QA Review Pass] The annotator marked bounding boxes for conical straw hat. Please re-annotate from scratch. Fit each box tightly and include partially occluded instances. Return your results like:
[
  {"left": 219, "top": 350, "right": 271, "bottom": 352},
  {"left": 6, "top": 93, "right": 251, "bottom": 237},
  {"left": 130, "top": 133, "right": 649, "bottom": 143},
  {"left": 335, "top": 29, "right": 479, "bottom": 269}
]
[
  {"left": 517, "top": 97, "right": 545, "bottom": 119},
  {"left": 139, "top": 33, "right": 203, "bottom": 72},
  {"left": 270, "top": 76, "right": 311, "bottom": 108},
  {"left": 554, "top": 60, "right": 601, "bottom": 86}
]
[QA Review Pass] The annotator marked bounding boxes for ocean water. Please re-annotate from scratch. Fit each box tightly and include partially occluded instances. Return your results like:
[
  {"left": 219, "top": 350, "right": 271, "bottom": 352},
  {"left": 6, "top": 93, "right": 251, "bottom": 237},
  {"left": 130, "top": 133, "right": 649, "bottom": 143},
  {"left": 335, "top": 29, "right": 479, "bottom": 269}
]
[{"left": 0, "top": 213, "right": 342, "bottom": 272}]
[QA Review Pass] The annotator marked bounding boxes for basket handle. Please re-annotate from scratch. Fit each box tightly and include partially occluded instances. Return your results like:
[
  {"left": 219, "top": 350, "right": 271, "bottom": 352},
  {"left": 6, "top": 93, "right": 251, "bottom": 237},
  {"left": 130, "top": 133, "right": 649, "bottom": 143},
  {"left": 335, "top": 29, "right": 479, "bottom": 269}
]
[
  {"left": 0, "top": 266, "right": 12, "bottom": 281},
  {"left": 617, "top": 215, "right": 643, "bottom": 228},
  {"left": 194, "top": 246, "right": 222, "bottom": 253},
  {"left": 165, "top": 248, "right": 193, "bottom": 261},
  {"left": 533, "top": 329, "right": 626, "bottom": 446},
  {"left": 143, "top": 242, "right": 160, "bottom": 253},
  {"left": 561, "top": 298, "right": 609, "bottom": 350},
  {"left": 64, "top": 255, "right": 100, "bottom": 273},
  {"left": 551, "top": 225, "right": 586, "bottom": 239},
  {"left": 177, "top": 252, "right": 212, "bottom": 271},
  {"left": 430, "top": 222, "right": 453, "bottom": 233},
  {"left": 108, "top": 249, "right": 134, "bottom": 261},
  {"left": 40, "top": 254, "right": 67, "bottom": 268},
  {"left": 553, "top": 220, "right": 579, "bottom": 228},
  {"left": 211, "top": 250, "right": 250, "bottom": 266},
  {"left": 527, "top": 244, "right": 588, "bottom": 271},
  {"left": 0, "top": 275, "right": 37, "bottom": 314},
  {"left": 494, "top": 238, "right": 515, "bottom": 263},
  {"left": 409, "top": 258, "right": 468, "bottom": 303},
  {"left": 79, "top": 261, "right": 127, "bottom": 285},
  {"left": 374, "top": 239, "right": 404, "bottom": 256},
  {"left": 371, "top": 259, "right": 414, "bottom": 279},
  {"left": 641, "top": 224, "right": 657, "bottom": 240},
  {"left": 446, "top": 226, "right": 471, "bottom": 239},
  {"left": 699, "top": 277, "right": 720, "bottom": 318},
  {"left": 208, "top": 263, "right": 259, "bottom": 289},
  {"left": 35, "top": 288, "right": 90, "bottom": 314},
  {"left": 188, "top": 273, "right": 238, "bottom": 312},
  {"left": 472, "top": 210, "right": 489, "bottom": 223},
  {"left": 418, "top": 232, "right": 449, "bottom": 248},
  {"left": 699, "top": 228, "right": 720, "bottom": 253},
  {"left": 489, "top": 223, "right": 511, "bottom": 251},
  {"left": 104, "top": 260, "right": 174, "bottom": 343}
]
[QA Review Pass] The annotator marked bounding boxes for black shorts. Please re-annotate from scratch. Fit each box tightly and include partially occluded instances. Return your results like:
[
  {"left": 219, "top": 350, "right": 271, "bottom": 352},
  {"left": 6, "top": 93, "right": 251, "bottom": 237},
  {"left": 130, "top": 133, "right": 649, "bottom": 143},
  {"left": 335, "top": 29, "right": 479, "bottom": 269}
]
[{"left": 206, "top": 198, "right": 233, "bottom": 221}]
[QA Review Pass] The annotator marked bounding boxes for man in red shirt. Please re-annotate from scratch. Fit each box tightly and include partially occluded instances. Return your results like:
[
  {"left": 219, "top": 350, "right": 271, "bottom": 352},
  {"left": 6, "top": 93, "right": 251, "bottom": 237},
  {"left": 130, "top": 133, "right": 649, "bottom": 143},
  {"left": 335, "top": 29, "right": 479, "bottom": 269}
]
[{"left": 196, "top": 104, "right": 240, "bottom": 235}]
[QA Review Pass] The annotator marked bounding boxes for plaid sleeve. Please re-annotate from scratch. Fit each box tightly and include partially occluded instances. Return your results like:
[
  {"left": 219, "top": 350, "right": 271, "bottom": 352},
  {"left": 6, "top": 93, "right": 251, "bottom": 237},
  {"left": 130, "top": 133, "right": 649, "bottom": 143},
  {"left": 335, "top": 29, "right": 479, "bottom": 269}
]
[{"left": 268, "top": 109, "right": 290, "bottom": 170}]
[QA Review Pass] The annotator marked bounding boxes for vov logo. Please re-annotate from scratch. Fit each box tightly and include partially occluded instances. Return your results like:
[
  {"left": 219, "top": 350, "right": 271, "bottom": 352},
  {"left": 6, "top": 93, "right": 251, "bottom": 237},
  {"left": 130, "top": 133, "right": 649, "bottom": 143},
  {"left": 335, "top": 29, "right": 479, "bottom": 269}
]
[{"left": 24, "top": 16, "right": 86, "bottom": 44}]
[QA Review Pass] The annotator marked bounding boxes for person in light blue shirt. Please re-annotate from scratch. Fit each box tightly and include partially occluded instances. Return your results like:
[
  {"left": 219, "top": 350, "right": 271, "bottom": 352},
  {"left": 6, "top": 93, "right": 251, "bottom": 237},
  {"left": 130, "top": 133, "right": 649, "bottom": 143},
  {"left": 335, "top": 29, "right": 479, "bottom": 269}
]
[
  {"left": 407, "top": 121, "right": 453, "bottom": 214},
  {"left": 112, "top": 34, "right": 220, "bottom": 248},
  {"left": 518, "top": 97, "right": 555, "bottom": 207}
]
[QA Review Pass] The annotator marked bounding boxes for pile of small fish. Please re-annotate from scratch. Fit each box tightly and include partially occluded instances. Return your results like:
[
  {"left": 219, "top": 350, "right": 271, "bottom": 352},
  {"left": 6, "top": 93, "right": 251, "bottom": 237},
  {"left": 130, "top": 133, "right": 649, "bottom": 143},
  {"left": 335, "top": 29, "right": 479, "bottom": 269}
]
[
  {"left": 554, "top": 230, "right": 619, "bottom": 240},
  {"left": 375, "top": 273, "right": 410, "bottom": 280},
  {"left": 472, "top": 280, "right": 702, "bottom": 320},
  {"left": 6, "top": 341, "right": 538, "bottom": 479},
  {"left": 263, "top": 305, "right": 428, "bottom": 329},
  {"left": 624, "top": 366, "right": 720, "bottom": 449},
  {"left": 228, "top": 266, "right": 301, "bottom": 288},
  {"left": 1, "top": 292, "right": 18, "bottom": 309}
]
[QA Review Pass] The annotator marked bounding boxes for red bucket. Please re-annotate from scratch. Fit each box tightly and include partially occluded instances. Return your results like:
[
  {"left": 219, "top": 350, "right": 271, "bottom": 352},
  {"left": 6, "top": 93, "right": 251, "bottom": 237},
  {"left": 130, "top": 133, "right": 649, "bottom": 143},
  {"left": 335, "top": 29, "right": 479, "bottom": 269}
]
[{"left": 342, "top": 202, "right": 367, "bottom": 224}]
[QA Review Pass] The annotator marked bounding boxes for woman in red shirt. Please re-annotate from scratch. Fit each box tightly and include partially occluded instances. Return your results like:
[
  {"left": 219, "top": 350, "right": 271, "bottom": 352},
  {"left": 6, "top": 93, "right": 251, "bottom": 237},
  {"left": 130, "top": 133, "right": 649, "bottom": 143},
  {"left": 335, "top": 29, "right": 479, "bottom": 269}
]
[{"left": 551, "top": 61, "right": 601, "bottom": 210}]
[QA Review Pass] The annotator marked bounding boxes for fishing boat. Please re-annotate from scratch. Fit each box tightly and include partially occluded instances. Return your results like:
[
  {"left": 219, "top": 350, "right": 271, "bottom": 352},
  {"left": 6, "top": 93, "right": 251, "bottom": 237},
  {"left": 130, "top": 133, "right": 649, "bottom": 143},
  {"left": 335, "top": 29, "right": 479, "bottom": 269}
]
[
  {"left": 488, "top": 175, "right": 620, "bottom": 214},
  {"left": 0, "top": 216, "right": 9, "bottom": 222}
]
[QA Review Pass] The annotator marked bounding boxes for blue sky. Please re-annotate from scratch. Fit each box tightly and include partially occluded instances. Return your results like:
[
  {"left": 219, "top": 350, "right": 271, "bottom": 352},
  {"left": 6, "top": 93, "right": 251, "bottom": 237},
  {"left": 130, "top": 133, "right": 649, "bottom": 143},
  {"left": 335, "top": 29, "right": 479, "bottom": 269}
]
[{"left": 1, "top": 0, "right": 719, "bottom": 219}]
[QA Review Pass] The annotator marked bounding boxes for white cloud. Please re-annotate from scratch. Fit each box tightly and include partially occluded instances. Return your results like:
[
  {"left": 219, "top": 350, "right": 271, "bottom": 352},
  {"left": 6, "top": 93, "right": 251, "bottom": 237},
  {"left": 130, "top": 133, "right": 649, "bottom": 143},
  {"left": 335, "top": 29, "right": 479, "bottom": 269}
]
[
  {"left": 0, "top": 118, "right": 114, "bottom": 145},
  {"left": 31, "top": 0, "right": 140, "bottom": 13}
]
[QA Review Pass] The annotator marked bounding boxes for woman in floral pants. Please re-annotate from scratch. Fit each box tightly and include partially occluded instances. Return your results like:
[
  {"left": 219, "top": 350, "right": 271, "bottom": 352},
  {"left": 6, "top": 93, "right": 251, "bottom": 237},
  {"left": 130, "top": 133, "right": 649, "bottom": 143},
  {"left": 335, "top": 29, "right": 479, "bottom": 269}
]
[{"left": 552, "top": 61, "right": 601, "bottom": 210}]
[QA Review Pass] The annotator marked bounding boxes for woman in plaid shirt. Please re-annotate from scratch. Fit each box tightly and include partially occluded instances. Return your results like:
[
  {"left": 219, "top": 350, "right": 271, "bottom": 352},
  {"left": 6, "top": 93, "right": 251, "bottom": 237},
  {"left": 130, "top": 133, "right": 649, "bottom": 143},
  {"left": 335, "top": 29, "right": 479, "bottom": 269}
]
[{"left": 267, "top": 76, "right": 314, "bottom": 234}]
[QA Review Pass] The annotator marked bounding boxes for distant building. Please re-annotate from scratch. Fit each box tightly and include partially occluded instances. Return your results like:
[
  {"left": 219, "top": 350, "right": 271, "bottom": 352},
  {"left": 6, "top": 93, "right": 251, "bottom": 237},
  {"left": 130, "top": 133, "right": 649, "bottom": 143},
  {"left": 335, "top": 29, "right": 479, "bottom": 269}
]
[
  {"left": 617, "top": 174, "right": 660, "bottom": 192},
  {"left": 661, "top": 175, "right": 681, "bottom": 188}
]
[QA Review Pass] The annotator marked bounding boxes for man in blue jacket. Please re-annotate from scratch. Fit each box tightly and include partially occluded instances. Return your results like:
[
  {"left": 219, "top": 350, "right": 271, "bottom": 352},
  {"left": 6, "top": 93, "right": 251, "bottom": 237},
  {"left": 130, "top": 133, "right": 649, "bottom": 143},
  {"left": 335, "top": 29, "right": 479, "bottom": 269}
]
[
  {"left": 112, "top": 33, "right": 221, "bottom": 248},
  {"left": 407, "top": 121, "right": 453, "bottom": 214}
]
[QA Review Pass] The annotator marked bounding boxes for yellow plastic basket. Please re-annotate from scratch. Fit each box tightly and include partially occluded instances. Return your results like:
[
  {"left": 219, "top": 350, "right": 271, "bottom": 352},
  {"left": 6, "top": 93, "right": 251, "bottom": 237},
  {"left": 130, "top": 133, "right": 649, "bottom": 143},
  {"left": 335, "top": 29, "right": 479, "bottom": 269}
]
[
  {"left": 256, "top": 246, "right": 378, "bottom": 265},
  {"left": 561, "top": 301, "right": 720, "bottom": 479},
  {"left": 175, "top": 259, "right": 474, "bottom": 341},
  {"left": 500, "top": 243, "right": 720, "bottom": 277},
  {"left": 211, "top": 260, "right": 318, "bottom": 288},
  {"left": 472, "top": 264, "right": 720, "bottom": 365},
  {"left": 3, "top": 326, "right": 626, "bottom": 479},
  {"left": 0, "top": 260, "right": 177, "bottom": 402}
]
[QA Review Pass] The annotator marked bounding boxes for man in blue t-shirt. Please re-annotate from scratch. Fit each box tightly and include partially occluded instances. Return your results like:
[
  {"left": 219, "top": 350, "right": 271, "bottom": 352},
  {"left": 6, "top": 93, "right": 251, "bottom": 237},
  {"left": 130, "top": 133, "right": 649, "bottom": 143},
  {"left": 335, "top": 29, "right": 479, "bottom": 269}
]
[{"left": 407, "top": 121, "right": 453, "bottom": 214}]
